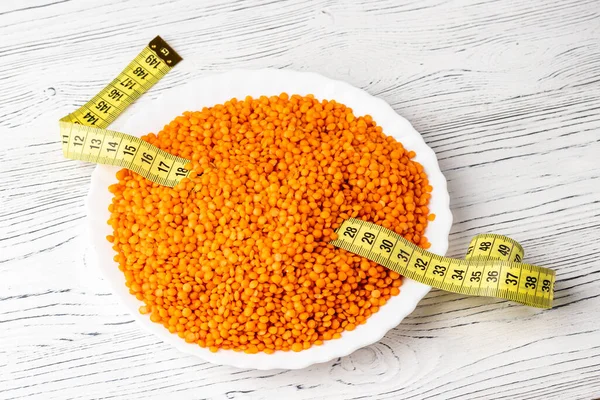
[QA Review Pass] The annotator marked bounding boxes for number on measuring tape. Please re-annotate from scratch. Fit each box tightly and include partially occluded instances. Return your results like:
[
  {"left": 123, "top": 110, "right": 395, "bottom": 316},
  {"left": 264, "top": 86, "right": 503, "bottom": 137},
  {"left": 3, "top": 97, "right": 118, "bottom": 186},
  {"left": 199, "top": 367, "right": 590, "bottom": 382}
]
[
  {"left": 176, "top": 167, "right": 189, "bottom": 177},
  {"left": 505, "top": 272, "right": 518, "bottom": 285},
  {"left": 433, "top": 265, "right": 446, "bottom": 276},
  {"left": 132, "top": 66, "right": 149, "bottom": 79},
  {"left": 83, "top": 112, "right": 99, "bottom": 125},
  {"left": 96, "top": 101, "right": 111, "bottom": 114},
  {"left": 158, "top": 161, "right": 170, "bottom": 173},
  {"left": 123, "top": 144, "right": 137, "bottom": 156},
  {"left": 120, "top": 77, "right": 137, "bottom": 90},
  {"left": 108, "top": 89, "right": 124, "bottom": 101},
  {"left": 141, "top": 152, "right": 154, "bottom": 164},
  {"left": 498, "top": 244, "right": 511, "bottom": 256},
  {"left": 525, "top": 276, "right": 537, "bottom": 289},
  {"left": 73, "top": 135, "right": 84, "bottom": 146},
  {"left": 361, "top": 232, "right": 375, "bottom": 245},
  {"left": 90, "top": 138, "right": 102, "bottom": 150},
  {"left": 486, "top": 270, "right": 499, "bottom": 283},
  {"left": 479, "top": 241, "right": 492, "bottom": 251},
  {"left": 396, "top": 249, "right": 410, "bottom": 263},
  {"left": 145, "top": 54, "right": 162, "bottom": 69},
  {"left": 542, "top": 279, "right": 551, "bottom": 292},
  {"left": 380, "top": 239, "right": 393, "bottom": 253},
  {"left": 451, "top": 269, "right": 465, "bottom": 281},
  {"left": 414, "top": 258, "right": 428, "bottom": 271},
  {"left": 343, "top": 226, "right": 357, "bottom": 238}
]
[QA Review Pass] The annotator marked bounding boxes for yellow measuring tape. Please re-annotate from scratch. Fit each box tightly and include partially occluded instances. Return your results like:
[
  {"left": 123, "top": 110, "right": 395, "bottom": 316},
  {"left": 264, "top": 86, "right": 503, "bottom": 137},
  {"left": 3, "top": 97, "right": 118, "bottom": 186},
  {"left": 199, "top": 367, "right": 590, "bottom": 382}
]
[
  {"left": 60, "top": 36, "right": 191, "bottom": 188},
  {"left": 59, "top": 36, "right": 555, "bottom": 309},
  {"left": 332, "top": 219, "right": 554, "bottom": 308}
]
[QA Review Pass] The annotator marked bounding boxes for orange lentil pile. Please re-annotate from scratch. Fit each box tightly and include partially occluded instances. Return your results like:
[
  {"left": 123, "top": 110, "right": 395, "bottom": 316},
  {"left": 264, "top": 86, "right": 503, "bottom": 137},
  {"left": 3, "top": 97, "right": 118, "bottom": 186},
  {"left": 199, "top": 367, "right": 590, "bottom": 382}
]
[{"left": 107, "top": 93, "right": 434, "bottom": 354}]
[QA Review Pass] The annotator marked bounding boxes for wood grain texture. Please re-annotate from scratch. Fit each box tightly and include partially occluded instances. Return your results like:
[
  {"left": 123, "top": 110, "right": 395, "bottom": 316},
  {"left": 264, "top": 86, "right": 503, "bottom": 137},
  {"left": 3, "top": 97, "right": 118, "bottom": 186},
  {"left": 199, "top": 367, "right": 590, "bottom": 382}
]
[{"left": 1, "top": 0, "right": 599, "bottom": 398}]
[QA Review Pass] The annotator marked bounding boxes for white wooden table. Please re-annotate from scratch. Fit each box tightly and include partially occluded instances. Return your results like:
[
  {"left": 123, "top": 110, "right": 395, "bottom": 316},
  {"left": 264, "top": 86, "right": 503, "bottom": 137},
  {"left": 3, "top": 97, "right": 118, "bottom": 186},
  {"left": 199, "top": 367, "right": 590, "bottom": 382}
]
[{"left": 2, "top": 0, "right": 600, "bottom": 399}]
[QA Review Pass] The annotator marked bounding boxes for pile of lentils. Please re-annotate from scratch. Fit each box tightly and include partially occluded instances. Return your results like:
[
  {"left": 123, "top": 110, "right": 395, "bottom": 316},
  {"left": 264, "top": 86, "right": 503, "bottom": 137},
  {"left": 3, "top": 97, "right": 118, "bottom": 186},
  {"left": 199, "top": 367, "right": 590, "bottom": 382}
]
[{"left": 107, "top": 93, "right": 434, "bottom": 353}]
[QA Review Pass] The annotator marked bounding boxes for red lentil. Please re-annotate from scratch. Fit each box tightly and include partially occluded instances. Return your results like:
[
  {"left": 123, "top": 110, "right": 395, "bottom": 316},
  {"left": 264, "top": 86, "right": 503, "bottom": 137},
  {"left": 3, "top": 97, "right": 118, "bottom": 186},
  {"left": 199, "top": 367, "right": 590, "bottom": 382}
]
[{"left": 107, "top": 93, "right": 433, "bottom": 353}]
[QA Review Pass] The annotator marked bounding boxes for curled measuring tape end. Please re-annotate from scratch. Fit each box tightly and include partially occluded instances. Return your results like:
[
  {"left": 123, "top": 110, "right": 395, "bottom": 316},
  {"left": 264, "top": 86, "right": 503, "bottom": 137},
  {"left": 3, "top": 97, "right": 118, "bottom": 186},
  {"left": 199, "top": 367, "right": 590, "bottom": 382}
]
[{"left": 331, "top": 218, "right": 555, "bottom": 309}]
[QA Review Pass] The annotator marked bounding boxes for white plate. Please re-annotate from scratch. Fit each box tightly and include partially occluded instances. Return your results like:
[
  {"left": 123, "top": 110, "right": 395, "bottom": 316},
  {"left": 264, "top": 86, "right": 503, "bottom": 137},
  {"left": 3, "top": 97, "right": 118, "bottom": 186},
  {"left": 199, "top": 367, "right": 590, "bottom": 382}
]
[{"left": 86, "top": 69, "right": 452, "bottom": 370}]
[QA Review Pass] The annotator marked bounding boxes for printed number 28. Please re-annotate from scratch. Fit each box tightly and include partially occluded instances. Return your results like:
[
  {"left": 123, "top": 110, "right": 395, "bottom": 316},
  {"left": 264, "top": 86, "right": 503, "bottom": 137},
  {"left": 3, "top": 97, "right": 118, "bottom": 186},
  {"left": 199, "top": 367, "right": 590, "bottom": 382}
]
[{"left": 343, "top": 227, "right": 357, "bottom": 238}]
